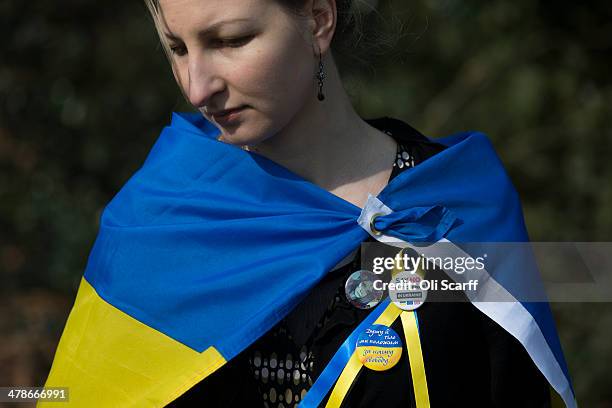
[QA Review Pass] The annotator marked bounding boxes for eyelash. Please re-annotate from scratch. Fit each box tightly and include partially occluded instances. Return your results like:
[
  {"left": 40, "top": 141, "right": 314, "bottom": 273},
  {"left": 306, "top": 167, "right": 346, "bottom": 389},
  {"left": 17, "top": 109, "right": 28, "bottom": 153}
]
[{"left": 169, "top": 35, "right": 254, "bottom": 56}]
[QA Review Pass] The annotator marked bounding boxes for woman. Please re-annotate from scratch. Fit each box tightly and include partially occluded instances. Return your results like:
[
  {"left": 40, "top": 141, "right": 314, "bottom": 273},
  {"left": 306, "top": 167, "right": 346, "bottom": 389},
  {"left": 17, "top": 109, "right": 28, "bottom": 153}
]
[
  {"left": 148, "top": 0, "right": 558, "bottom": 406},
  {"left": 41, "top": 0, "right": 574, "bottom": 407}
]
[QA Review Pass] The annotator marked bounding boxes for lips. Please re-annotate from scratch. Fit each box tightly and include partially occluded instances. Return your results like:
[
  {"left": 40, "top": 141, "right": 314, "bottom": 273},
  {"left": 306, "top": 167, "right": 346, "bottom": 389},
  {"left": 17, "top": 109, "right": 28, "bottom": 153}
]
[{"left": 211, "top": 106, "right": 245, "bottom": 119}]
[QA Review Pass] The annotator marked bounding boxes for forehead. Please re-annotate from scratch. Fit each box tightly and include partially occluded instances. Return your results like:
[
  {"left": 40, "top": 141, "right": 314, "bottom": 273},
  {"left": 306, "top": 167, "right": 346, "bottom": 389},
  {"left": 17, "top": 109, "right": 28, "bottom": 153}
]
[{"left": 158, "top": 0, "right": 269, "bottom": 32}]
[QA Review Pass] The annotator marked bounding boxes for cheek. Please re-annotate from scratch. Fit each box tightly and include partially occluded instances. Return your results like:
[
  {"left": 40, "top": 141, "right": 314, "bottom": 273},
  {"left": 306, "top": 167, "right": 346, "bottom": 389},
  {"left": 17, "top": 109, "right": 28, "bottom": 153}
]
[{"left": 234, "top": 37, "right": 314, "bottom": 119}]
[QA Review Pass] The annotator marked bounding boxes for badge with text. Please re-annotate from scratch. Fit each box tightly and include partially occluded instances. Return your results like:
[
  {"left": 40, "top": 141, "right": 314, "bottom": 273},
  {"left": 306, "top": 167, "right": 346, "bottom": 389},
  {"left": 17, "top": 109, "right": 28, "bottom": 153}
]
[
  {"left": 355, "top": 324, "right": 403, "bottom": 371},
  {"left": 344, "top": 270, "right": 384, "bottom": 309},
  {"left": 388, "top": 271, "right": 428, "bottom": 310}
]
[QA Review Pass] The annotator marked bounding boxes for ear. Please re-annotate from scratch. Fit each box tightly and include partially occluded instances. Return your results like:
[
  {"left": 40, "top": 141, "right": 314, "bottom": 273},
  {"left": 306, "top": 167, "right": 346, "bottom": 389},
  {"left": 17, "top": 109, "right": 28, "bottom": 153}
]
[{"left": 307, "top": 0, "right": 337, "bottom": 56}]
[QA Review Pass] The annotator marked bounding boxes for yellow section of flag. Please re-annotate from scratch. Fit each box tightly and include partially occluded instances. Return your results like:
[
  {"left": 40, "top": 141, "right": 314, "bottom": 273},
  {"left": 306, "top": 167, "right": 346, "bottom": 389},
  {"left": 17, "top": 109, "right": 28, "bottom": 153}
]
[{"left": 39, "top": 278, "right": 226, "bottom": 407}]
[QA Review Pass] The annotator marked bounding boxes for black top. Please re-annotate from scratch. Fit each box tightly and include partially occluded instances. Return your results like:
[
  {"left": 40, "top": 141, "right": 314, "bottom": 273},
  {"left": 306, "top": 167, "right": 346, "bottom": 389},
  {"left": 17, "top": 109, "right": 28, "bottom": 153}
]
[{"left": 168, "top": 117, "right": 551, "bottom": 408}]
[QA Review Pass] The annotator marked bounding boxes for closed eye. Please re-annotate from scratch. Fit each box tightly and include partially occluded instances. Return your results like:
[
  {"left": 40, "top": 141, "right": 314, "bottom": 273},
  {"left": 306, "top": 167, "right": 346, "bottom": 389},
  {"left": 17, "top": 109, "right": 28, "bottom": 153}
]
[
  {"left": 211, "top": 35, "right": 255, "bottom": 49},
  {"left": 168, "top": 35, "right": 254, "bottom": 56},
  {"left": 169, "top": 44, "right": 187, "bottom": 56}
]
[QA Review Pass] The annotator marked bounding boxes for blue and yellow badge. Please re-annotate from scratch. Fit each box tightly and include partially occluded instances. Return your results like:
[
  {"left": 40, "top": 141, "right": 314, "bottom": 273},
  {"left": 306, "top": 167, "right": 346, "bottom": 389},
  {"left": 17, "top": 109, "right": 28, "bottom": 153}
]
[{"left": 355, "top": 324, "right": 403, "bottom": 371}]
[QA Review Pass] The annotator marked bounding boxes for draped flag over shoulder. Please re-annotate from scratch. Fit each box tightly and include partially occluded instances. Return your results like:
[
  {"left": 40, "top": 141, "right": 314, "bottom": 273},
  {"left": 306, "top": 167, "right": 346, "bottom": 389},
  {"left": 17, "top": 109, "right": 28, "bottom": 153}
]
[{"left": 40, "top": 112, "right": 576, "bottom": 407}]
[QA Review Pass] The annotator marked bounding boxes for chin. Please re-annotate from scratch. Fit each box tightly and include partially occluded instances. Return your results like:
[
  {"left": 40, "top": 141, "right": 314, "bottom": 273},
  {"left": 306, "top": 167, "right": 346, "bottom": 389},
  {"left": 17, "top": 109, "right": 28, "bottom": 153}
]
[{"left": 215, "top": 117, "right": 276, "bottom": 147}]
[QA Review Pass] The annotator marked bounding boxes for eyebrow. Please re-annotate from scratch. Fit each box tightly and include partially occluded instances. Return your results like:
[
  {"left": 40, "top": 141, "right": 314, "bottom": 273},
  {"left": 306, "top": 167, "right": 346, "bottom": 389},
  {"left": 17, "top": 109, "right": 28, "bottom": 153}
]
[{"left": 163, "top": 17, "right": 252, "bottom": 41}]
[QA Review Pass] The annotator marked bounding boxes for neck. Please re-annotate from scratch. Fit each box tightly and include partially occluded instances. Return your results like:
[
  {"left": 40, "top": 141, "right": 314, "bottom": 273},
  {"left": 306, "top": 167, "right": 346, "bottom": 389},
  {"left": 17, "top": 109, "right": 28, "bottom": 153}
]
[{"left": 249, "top": 56, "right": 397, "bottom": 204}]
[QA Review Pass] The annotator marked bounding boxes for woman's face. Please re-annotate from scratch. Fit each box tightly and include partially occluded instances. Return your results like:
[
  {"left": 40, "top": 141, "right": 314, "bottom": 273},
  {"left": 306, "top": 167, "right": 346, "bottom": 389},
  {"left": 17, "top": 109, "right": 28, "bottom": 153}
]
[{"left": 158, "top": 0, "right": 316, "bottom": 146}]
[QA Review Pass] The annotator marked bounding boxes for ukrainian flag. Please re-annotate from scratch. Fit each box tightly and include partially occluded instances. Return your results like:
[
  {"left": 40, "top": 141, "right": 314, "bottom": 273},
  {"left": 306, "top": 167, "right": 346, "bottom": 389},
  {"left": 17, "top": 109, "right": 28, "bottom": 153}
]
[{"left": 40, "top": 112, "right": 576, "bottom": 407}]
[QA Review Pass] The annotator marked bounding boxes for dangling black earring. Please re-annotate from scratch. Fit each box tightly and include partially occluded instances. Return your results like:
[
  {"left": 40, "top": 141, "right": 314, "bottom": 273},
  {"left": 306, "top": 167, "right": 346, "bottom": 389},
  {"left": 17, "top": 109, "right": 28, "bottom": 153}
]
[{"left": 316, "top": 48, "right": 325, "bottom": 101}]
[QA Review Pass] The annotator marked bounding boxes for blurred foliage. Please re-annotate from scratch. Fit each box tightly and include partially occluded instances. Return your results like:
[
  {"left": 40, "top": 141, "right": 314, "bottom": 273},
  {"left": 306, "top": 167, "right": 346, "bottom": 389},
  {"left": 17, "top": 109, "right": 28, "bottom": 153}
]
[{"left": 0, "top": 0, "right": 611, "bottom": 405}]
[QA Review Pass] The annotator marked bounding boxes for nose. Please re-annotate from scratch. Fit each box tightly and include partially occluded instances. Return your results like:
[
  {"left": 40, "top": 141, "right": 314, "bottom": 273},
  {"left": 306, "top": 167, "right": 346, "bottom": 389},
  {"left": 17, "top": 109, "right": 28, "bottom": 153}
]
[{"left": 184, "top": 54, "right": 225, "bottom": 109}]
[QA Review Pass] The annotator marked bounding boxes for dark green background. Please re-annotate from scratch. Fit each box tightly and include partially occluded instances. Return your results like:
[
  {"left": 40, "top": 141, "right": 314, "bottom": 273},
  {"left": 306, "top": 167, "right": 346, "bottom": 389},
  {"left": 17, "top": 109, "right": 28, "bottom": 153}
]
[{"left": 1, "top": 1, "right": 610, "bottom": 406}]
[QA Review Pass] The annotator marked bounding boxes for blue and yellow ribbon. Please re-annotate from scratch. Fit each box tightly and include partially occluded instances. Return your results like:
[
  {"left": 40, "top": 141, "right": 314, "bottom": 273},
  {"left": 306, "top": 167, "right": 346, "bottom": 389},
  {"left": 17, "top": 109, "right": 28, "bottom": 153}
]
[{"left": 300, "top": 297, "right": 430, "bottom": 408}]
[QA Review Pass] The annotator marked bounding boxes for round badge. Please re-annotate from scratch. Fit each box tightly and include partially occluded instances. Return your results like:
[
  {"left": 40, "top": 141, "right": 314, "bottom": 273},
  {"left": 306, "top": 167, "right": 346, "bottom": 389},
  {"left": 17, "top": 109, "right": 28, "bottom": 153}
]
[
  {"left": 388, "top": 271, "right": 427, "bottom": 311},
  {"left": 344, "top": 270, "right": 384, "bottom": 309},
  {"left": 355, "top": 324, "right": 403, "bottom": 371}
]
